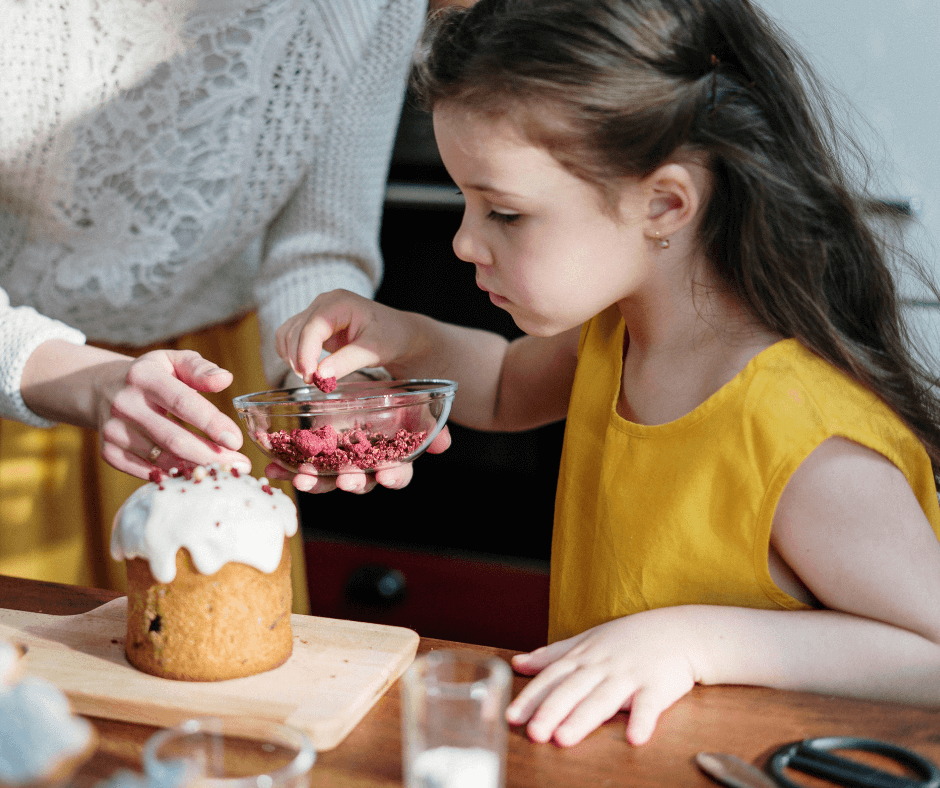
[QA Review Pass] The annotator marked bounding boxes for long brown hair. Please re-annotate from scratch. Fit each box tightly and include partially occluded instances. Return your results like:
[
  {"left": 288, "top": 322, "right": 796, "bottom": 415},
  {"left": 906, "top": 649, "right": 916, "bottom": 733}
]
[{"left": 412, "top": 0, "right": 940, "bottom": 486}]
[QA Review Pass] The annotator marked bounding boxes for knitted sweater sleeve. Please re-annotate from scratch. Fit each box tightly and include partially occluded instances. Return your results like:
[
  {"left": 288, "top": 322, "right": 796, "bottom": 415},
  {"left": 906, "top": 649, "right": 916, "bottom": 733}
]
[
  {"left": 0, "top": 288, "right": 87, "bottom": 427},
  {"left": 254, "top": 0, "right": 426, "bottom": 386}
]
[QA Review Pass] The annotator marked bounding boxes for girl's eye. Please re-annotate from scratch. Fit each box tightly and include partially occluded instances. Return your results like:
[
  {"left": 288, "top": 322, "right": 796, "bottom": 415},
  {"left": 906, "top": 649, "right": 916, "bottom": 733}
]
[{"left": 487, "top": 210, "right": 520, "bottom": 225}]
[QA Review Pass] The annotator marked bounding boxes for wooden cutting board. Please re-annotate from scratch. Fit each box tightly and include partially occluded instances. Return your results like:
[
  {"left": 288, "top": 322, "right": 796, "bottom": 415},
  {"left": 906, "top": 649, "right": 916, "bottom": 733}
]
[{"left": 0, "top": 598, "right": 418, "bottom": 751}]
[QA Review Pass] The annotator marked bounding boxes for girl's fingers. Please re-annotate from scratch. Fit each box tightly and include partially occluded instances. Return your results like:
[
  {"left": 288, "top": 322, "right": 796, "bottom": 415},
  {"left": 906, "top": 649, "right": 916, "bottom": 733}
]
[
  {"left": 292, "top": 296, "right": 367, "bottom": 382},
  {"left": 290, "top": 466, "right": 340, "bottom": 494},
  {"left": 425, "top": 427, "right": 452, "bottom": 455},
  {"left": 291, "top": 318, "right": 326, "bottom": 384},
  {"left": 264, "top": 462, "right": 296, "bottom": 481},
  {"left": 314, "top": 343, "right": 383, "bottom": 385},
  {"left": 374, "top": 463, "right": 414, "bottom": 490},
  {"left": 511, "top": 636, "right": 581, "bottom": 674},
  {"left": 506, "top": 656, "right": 582, "bottom": 724},
  {"left": 522, "top": 668, "right": 607, "bottom": 744},
  {"left": 272, "top": 464, "right": 413, "bottom": 494},
  {"left": 551, "top": 678, "right": 636, "bottom": 747},
  {"left": 335, "top": 469, "right": 376, "bottom": 494},
  {"left": 293, "top": 474, "right": 339, "bottom": 494},
  {"left": 623, "top": 682, "right": 684, "bottom": 746}
]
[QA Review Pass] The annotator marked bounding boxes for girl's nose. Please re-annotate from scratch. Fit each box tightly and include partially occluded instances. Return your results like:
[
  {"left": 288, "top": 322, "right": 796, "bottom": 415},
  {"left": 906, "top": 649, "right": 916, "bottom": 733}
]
[{"left": 452, "top": 212, "right": 492, "bottom": 266}]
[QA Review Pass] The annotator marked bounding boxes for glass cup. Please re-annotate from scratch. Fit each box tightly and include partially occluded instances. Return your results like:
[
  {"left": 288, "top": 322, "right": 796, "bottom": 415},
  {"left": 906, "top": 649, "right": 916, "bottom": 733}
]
[
  {"left": 400, "top": 649, "right": 512, "bottom": 788},
  {"left": 142, "top": 717, "right": 316, "bottom": 788}
]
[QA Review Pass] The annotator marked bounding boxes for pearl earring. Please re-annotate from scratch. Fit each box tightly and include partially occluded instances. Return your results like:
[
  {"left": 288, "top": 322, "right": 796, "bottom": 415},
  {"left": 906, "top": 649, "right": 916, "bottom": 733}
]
[{"left": 653, "top": 232, "right": 669, "bottom": 249}]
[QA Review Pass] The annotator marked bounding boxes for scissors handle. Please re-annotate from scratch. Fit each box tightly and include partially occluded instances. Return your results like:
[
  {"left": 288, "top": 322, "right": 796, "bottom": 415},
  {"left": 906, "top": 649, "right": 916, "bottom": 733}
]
[{"left": 769, "top": 737, "right": 940, "bottom": 788}]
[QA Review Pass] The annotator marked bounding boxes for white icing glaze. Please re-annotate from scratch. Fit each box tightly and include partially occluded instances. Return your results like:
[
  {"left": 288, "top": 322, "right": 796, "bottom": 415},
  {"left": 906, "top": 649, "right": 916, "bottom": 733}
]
[
  {"left": 0, "top": 671, "right": 94, "bottom": 784},
  {"left": 110, "top": 465, "right": 298, "bottom": 583}
]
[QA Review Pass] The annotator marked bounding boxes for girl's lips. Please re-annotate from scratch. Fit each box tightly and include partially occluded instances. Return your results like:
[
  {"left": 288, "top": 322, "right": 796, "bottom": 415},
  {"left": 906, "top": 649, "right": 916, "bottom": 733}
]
[{"left": 477, "top": 281, "right": 509, "bottom": 306}]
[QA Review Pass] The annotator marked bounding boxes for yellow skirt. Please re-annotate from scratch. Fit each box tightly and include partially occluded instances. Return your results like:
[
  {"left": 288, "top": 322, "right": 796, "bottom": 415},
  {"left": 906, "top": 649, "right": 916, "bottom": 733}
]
[{"left": 0, "top": 313, "right": 310, "bottom": 614}]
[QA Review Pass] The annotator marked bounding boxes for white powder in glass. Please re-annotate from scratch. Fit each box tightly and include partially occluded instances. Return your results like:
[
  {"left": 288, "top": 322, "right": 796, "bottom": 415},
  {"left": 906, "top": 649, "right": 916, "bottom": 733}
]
[{"left": 409, "top": 746, "right": 501, "bottom": 788}]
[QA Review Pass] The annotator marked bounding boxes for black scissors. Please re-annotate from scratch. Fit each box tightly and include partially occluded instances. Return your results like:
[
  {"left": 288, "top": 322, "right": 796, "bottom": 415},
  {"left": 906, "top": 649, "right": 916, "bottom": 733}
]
[{"left": 767, "top": 736, "right": 940, "bottom": 788}]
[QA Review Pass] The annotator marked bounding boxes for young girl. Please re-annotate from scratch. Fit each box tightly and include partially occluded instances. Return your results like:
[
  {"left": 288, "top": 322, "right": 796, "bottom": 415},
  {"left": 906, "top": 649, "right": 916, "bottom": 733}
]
[{"left": 274, "top": 0, "right": 940, "bottom": 747}]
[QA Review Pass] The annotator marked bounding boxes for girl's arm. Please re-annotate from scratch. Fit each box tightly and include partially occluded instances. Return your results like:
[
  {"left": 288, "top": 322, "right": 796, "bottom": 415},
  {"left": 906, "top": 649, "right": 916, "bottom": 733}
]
[
  {"left": 276, "top": 289, "right": 580, "bottom": 432},
  {"left": 507, "top": 437, "right": 940, "bottom": 746},
  {"left": 390, "top": 312, "right": 580, "bottom": 432}
]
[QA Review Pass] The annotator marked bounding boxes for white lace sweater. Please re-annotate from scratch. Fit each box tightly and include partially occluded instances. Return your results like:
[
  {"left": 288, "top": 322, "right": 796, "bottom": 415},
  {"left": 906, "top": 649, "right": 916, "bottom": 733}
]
[{"left": 0, "top": 0, "right": 424, "bottom": 427}]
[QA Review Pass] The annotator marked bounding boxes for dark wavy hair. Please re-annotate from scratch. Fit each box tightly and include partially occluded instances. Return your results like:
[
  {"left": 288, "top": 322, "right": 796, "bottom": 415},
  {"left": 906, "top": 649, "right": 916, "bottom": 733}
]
[{"left": 412, "top": 0, "right": 940, "bottom": 486}]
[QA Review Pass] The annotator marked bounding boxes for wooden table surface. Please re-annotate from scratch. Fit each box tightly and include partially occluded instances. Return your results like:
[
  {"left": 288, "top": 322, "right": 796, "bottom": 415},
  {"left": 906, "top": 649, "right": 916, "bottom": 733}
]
[{"left": 3, "top": 573, "right": 939, "bottom": 788}]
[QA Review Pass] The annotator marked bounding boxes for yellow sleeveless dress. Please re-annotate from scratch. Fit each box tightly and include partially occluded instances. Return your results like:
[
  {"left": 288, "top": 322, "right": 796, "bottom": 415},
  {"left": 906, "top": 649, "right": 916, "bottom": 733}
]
[
  {"left": 0, "top": 313, "right": 309, "bottom": 614},
  {"left": 549, "top": 306, "right": 940, "bottom": 642}
]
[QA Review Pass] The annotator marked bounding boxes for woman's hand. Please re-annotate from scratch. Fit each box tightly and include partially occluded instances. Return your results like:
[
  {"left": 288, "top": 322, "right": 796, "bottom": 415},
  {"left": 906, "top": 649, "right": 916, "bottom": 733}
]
[
  {"left": 22, "top": 340, "right": 252, "bottom": 479},
  {"left": 506, "top": 609, "right": 702, "bottom": 747},
  {"left": 94, "top": 349, "right": 252, "bottom": 478}
]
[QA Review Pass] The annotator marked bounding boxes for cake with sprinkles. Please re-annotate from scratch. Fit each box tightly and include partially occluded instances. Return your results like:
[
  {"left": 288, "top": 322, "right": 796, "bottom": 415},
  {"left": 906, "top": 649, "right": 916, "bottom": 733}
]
[{"left": 110, "top": 464, "right": 297, "bottom": 681}]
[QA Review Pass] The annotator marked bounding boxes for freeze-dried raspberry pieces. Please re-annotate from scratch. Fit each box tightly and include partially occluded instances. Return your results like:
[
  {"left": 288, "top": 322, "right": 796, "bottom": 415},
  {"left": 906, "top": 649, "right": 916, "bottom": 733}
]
[
  {"left": 311, "top": 371, "right": 337, "bottom": 393},
  {"left": 260, "top": 424, "right": 428, "bottom": 472},
  {"left": 293, "top": 424, "right": 339, "bottom": 458}
]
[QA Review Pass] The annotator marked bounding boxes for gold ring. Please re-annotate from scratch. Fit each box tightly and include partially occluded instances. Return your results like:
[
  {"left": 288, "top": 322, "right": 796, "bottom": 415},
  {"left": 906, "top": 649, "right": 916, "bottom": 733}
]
[{"left": 148, "top": 445, "right": 162, "bottom": 463}]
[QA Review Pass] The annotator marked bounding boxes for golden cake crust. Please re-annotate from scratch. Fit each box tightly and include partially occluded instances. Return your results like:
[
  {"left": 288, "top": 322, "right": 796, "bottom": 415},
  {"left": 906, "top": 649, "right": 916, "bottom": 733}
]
[{"left": 124, "top": 538, "right": 293, "bottom": 681}]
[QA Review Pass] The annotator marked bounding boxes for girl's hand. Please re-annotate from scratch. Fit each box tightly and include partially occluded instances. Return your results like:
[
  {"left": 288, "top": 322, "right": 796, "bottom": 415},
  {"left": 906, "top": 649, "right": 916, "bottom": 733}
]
[
  {"left": 95, "top": 349, "right": 252, "bottom": 479},
  {"left": 273, "top": 289, "right": 446, "bottom": 493},
  {"left": 263, "top": 427, "right": 452, "bottom": 494},
  {"left": 506, "top": 609, "right": 701, "bottom": 747},
  {"left": 275, "top": 289, "right": 418, "bottom": 386}
]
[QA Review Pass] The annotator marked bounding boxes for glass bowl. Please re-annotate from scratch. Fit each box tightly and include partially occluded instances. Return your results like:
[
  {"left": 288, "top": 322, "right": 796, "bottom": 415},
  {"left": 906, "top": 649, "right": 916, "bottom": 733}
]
[
  {"left": 142, "top": 716, "right": 316, "bottom": 787},
  {"left": 232, "top": 379, "right": 457, "bottom": 475}
]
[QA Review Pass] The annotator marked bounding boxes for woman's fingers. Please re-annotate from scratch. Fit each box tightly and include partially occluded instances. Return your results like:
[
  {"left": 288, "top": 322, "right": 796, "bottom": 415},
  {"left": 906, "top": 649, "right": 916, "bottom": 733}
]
[
  {"left": 126, "top": 351, "right": 244, "bottom": 451},
  {"left": 99, "top": 435, "right": 162, "bottom": 480}
]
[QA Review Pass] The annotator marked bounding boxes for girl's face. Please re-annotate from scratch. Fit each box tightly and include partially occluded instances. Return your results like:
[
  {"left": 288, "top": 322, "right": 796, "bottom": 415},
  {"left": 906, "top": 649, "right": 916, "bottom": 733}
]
[{"left": 433, "top": 104, "right": 651, "bottom": 337}]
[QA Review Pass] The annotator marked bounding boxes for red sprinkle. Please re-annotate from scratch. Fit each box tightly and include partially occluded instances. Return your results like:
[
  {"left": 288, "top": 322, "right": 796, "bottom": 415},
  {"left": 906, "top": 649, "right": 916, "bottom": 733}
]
[
  {"left": 231, "top": 467, "right": 240, "bottom": 478},
  {"left": 148, "top": 469, "right": 163, "bottom": 484},
  {"left": 262, "top": 484, "right": 273, "bottom": 495},
  {"left": 311, "top": 371, "right": 338, "bottom": 393}
]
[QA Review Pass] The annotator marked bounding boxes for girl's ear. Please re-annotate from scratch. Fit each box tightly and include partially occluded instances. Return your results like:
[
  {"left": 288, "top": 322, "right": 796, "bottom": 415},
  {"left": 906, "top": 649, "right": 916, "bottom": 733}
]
[{"left": 639, "top": 162, "right": 707, "bottom": 239}]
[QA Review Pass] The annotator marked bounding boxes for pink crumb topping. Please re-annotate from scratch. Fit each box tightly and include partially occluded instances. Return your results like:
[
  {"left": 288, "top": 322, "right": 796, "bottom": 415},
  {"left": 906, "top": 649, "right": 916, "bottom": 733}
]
[
  {"left": 259, "top": 424, "right": 428, "bottom": 472},
  {"left": 311, "top": 371, "right": 337, "bottom": 393}
]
